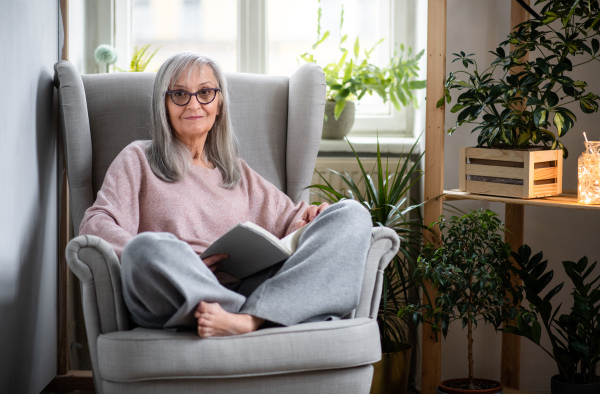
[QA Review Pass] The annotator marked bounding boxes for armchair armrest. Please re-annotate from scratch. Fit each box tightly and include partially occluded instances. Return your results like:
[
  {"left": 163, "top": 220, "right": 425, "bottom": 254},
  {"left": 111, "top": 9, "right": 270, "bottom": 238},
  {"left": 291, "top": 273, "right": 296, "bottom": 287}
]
[
  {"left": 353, "top": 227, "right": 400, "bottom": 319},
  {"left": 66, "top": 235, "right": 129, "bottom": 394},
  {"left": 66, "top": 235, "right": 130, "bottom": 334}
]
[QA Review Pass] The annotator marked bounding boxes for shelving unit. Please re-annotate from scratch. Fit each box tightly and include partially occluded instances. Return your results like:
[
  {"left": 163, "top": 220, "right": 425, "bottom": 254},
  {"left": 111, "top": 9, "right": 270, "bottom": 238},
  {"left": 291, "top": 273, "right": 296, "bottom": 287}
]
[
  {"left": 443, "top": 190, "right": 598, "bottom": 388},
  {"left": 444, "top": 190, "right": 600, "bottom": 211},
  {"left": 421, "top": 0, "right": 600, "bottom": 392}
]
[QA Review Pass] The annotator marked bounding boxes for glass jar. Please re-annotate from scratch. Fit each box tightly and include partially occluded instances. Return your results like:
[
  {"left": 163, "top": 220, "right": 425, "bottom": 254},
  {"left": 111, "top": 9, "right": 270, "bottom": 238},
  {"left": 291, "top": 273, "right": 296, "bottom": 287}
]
[{"left": 578, "top": 141, "right": 600, "bottom": 204}]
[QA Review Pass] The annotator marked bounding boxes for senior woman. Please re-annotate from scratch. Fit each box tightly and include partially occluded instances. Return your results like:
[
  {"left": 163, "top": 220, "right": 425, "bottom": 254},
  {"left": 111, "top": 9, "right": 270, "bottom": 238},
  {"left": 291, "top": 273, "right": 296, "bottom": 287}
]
[{"left": 79, "top": 52, "right": 372, "bottom": 338}]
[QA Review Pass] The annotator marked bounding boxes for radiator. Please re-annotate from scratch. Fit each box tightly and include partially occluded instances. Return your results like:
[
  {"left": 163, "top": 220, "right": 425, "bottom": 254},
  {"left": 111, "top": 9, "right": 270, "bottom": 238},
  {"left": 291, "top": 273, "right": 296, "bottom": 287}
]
[{"left": 309, "top": 157, "right": 411, "bottom": 205}]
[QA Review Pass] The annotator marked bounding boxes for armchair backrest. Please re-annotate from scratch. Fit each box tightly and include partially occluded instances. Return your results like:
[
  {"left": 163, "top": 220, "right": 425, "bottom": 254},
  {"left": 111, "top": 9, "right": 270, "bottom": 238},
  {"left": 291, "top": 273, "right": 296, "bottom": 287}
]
[{"left": 54, "top": 61, "right": 325, "bottom": 235}]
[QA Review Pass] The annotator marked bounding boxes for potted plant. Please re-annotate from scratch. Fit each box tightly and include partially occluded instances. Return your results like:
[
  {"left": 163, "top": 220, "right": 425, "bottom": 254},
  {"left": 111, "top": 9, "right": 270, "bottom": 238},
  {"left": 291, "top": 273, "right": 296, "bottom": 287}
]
[
  {"left": 404, "top": 209, "right": 520, "bottom": 393},
  {"left": 116, "top": 44, "right": 160, "bottom": 72},
  {"left": 505, "top": 245, "right": 600, "bottom": 393},
  {"left": 300, "top": 2, "right": 425, "bottom": 139},
  {"left": 310, "top": 137, "right": 426, "bottom": 394},
  {"left": 437, "top": 0, "right": 600, "bottom": 198}
]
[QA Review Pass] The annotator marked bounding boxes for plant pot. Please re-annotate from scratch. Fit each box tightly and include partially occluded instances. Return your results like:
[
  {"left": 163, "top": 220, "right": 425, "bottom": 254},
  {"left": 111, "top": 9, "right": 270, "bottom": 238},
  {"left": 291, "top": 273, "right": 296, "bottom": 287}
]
[
  {"left": 436, "top": 378, "right": 503, "bottom": 394},
  {"left": 322, "top": 100, "right": 355, "bottom": 139},
  {"left": 370, "top": 342, "right": 412, "bottom": 394},
  {"left": 551, "top": 374, "right": 600, "bottom": 394},
  {"left": 459, "top": 146, "right": 563, "bottom": 198}
]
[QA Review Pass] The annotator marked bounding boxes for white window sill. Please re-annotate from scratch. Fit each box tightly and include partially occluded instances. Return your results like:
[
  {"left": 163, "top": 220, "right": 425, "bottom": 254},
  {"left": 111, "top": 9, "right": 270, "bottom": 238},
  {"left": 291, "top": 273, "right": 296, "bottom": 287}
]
[{"left": 318, "top": 136, "right": 421, "bottom": 155}]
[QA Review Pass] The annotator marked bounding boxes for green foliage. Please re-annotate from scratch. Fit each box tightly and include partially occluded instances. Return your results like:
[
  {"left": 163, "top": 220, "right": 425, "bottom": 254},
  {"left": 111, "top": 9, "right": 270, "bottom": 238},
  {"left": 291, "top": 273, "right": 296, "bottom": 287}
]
[
  {"left": 300, "top": 1, "right": 426, "bottom": 120},
  {"left": 407, "top": 209, "right": 515, "bottom": 338},
  {"left": 505, "top": 245, "right": 600, "bottom": 384},
  {"left": 437, "top": 0, "right": 600, "bottom": 158},
  {"left": 403, "top": 209, "right": 518, "bottom": 385},
  {"left": 117, "top": 44, "right": 160, "bottom": 72},
  {"left": 309, "top": 136, "right": 426, "bottom": 352}
]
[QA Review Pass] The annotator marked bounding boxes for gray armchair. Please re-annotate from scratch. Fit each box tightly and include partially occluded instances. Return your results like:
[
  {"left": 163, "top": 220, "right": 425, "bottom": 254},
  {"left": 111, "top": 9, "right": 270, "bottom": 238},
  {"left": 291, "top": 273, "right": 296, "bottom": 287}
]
[{"left": 54, "top": 60, "right": 399, "bottom": 394}]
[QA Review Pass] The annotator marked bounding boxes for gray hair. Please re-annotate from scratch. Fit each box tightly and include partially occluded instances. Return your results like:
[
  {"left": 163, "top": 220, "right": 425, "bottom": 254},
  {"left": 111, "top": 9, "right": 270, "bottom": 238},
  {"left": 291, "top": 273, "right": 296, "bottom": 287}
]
[{"left": 146, "top": 52, "right": 241, "bottom": 188}]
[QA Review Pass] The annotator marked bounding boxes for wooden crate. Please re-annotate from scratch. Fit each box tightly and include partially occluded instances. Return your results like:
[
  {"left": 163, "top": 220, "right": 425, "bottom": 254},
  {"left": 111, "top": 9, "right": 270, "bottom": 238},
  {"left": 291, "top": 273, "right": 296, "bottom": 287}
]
[{"left": 459, "top": 147, "right": 563, "bottom": 199}]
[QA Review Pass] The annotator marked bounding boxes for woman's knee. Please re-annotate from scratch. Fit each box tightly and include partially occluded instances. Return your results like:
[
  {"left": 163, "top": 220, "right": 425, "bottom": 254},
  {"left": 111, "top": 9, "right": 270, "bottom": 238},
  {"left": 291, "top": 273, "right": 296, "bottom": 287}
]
[
  {"left": 122, "top": 232, "right": 178, "bottom": 271},
  {"left": 332, "top": 200, "right": 372, "bottom": 230}
]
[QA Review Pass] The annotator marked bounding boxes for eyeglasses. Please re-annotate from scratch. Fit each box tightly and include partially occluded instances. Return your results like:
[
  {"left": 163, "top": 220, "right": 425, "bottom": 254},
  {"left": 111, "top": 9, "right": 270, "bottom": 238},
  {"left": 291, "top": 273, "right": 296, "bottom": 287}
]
[{"left": 165, "top": 88, "right": 221, "bottom": 106}]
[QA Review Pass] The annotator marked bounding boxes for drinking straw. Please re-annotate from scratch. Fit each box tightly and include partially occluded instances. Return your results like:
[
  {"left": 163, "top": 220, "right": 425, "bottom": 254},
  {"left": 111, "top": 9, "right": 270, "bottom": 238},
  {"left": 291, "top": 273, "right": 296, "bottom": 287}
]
[{"left": 584, "top": 132, "right": 592, "bottom": 153}]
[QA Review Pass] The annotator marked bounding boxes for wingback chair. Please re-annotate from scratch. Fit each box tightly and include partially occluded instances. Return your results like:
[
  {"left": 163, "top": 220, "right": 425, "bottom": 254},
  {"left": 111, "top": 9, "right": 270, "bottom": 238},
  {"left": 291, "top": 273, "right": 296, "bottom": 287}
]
[{"left": 54, "top": 60, "right": 400, "bottom": 394}]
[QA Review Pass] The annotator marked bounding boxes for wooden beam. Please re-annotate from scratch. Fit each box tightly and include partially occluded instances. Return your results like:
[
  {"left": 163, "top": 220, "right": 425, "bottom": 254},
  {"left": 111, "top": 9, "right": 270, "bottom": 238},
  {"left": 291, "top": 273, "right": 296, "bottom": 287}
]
[
  {"left": 510, "top": 0, "right": 530, "bottom": 77},
  {"left": 422, "top": 0, "right": 447, "bottom": 393},
  {"left": 502, "top": 203, "right": 524, "bottom": 388},
  {"left": 60, "top": 0, "right": 69, "bottom": 61},
  {"left": 57, "top": 178, "right": 69, "bottom": 376},
  {"left": 42, "top": 370, "right": 94, "bottom": 392},
  {"left": 500, "top": 1, "right": 530, "bottom": 388},
  {"left": 57, "top": 0, "right": 72, "bottom": 378}
]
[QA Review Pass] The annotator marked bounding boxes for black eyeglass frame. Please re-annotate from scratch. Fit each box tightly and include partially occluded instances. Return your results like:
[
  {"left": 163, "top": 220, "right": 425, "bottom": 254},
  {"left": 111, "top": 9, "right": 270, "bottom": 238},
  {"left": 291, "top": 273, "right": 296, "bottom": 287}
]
[{"left": 165, "top": 88, "right": 221, "bottom": 106}]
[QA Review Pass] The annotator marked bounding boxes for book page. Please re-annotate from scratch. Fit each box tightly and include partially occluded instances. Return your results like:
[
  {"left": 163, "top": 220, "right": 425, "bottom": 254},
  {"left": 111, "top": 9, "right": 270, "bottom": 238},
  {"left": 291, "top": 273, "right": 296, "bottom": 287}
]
[
  {"left": 279, "top": 223, "right": 309, "bottom": 253},
  {"left": 238, "top": 222, "right": 283, "bottom": 248},
  {"left": 201, "top": 222, "right": 292, "bottom": 279}
]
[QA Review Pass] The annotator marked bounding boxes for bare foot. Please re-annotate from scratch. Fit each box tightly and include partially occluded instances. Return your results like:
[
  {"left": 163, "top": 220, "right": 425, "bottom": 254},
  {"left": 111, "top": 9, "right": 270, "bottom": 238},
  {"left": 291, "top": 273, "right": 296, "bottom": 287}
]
[{"left": 194, "top": 301, "right": 265, "bottom": 338}]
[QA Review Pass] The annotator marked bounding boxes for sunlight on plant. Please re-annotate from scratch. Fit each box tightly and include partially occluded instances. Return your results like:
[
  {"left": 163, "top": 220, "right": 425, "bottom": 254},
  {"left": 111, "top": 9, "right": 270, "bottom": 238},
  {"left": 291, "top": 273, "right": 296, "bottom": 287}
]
[
  {"left": 299, "top": 0, "right": 425, "bottom": 120},
  {"left": 116, "top": 44, "right": 160, "bottom": 72}
]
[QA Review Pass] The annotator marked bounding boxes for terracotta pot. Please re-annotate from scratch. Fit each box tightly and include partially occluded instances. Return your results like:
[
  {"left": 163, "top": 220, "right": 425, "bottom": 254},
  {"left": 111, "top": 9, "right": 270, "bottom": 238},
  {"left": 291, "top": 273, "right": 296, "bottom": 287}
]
[
  {"left": 436, "top": 378, "right": 503, "bottom": 394},
  {"left": 321, "top": 100, "right": 355, "bottom": 139},
  {"left": 551, "top": 374, "right": 600, "bottom": 394},
  {"left": 370, "top": 342, "right": 412, "bottom": 394}
]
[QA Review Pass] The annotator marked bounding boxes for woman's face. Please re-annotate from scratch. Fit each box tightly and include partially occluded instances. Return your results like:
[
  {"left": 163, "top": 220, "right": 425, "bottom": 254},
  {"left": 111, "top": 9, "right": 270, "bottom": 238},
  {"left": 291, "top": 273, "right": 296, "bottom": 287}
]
[{"left": 166, "top": 65, "right": 220, "bottom": 145}]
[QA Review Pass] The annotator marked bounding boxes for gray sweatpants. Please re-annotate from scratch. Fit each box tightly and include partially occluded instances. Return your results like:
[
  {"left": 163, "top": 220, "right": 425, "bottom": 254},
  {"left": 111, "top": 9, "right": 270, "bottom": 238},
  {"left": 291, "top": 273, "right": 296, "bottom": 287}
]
[{"left": 121, "top": 199, "right": 372, "bottom": 329}]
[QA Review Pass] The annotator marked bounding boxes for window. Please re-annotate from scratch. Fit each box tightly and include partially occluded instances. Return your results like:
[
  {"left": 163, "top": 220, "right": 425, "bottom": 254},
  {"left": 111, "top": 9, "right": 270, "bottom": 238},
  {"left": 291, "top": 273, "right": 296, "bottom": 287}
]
[
  {"left": 113, "top": 0, "right": 426, "bottom": 137},
  {"left": 123, "top": 0, "right": 238, "bottom": 72}
]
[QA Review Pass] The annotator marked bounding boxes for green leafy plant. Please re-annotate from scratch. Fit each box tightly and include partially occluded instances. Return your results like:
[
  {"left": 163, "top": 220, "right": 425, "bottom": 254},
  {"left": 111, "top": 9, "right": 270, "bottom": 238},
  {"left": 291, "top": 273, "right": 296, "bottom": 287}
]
[
  {"left": 437, "top": 0, "right": 600, "bottom": 158},
  {"left": 505, "top": 245, "right": 600, "bottom": 384},
  {"left": 309, "top": 136, "right": 426, "bottom": 352},
  {"left": 300, "top": 2, "right": 425, "bottom": 120},
  {"left": 117, "top": 44, "right": 160, "bottom": 72},
  {"left": 404, "top": 209, "right": 519, "bottom": 390}
]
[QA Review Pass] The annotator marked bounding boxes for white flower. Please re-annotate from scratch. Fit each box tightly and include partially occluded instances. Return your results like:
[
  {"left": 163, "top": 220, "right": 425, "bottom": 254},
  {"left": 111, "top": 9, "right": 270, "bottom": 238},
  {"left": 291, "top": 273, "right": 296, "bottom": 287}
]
[{"left": 94, "top": 44, "right": 118, "bottom": 65}]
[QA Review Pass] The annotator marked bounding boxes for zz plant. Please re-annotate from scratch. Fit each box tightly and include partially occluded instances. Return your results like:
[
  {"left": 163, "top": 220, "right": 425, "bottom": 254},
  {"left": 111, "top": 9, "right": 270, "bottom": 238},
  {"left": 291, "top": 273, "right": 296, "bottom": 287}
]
[
  {"left": 404, "top": 209, "right": 519, "bottom": 390},
  {"left": 505, "top": 245, "right": 600, "bottom": 384},
  {"left": 438, "top": 0, "right": 600, "bottom": 158}
]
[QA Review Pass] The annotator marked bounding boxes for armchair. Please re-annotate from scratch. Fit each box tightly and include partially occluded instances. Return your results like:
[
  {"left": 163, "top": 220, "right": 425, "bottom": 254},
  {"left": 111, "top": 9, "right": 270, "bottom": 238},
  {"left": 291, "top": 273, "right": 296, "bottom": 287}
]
[{"left": 54, "top": 60, "right": 399, "bottom": 394}]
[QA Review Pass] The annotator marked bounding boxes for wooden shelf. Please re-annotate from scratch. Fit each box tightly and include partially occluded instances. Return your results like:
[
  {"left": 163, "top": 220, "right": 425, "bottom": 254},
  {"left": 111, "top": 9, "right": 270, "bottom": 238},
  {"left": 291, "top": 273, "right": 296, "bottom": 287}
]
[{"left": 444, "top": 189, "right": 600, "bottom": 210}]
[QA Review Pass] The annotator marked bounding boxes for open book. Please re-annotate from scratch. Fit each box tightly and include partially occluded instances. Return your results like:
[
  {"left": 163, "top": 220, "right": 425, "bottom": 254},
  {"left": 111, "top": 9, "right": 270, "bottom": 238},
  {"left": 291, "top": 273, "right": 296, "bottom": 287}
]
[{"left": 201, "top": 222, "right": 308, "bottom": 279}]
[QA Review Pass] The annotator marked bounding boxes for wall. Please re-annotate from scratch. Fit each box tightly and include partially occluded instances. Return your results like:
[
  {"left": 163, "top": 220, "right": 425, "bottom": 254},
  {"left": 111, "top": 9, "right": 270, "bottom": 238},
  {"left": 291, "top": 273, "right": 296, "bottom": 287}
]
[
  {"left": 440, "top": 1, "right": 600, "bottom": 393},
  {"left": 0, "top": 1, "right": 59, "bottom": 393}
]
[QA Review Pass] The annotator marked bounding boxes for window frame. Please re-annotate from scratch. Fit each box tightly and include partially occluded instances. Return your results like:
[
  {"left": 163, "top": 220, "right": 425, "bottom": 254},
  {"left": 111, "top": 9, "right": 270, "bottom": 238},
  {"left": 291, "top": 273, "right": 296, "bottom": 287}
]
[{"left": 112, "top": 0, "right": 426, "bottom": 137}]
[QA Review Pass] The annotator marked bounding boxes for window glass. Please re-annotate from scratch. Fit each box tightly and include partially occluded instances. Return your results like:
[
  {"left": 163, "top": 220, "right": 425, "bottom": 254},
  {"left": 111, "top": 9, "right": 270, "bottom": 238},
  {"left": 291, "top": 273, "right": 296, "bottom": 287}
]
[
  {"left": 131, "top": 0, "right": 238, "bottom": 72},
  {"left": 267, "top": 0, "right": 393, "bottom": 117}
]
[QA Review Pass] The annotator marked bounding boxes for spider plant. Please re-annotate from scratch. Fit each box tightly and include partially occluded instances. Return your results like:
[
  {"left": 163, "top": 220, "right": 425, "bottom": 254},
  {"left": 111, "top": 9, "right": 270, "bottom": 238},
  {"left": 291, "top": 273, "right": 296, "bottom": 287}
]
[{"left": 309, "top": 136, "right": 426, "bottom": 351}]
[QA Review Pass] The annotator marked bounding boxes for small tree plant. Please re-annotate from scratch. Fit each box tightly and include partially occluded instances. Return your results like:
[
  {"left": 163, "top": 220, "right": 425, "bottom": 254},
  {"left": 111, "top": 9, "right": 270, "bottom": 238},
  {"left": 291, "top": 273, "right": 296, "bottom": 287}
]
[{"left": 404, "top": 209, "right": 520, "bottom": 390}]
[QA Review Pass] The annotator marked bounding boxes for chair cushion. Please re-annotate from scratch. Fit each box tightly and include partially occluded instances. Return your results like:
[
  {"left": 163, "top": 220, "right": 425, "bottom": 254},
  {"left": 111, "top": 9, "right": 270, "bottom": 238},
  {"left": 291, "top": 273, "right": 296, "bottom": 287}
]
[{"left": 97, "top": 317, "right": 381, "bottom": 382}]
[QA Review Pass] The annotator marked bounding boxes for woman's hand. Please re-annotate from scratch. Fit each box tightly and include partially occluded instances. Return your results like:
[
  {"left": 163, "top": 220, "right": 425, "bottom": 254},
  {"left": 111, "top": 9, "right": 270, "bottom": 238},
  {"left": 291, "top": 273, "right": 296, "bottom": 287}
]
[
  {"left": 202, "top": 253, "right": 228, "bottom": 273},
  {"left": 294, "top": 203, "right": 330, "bottom": 230}
]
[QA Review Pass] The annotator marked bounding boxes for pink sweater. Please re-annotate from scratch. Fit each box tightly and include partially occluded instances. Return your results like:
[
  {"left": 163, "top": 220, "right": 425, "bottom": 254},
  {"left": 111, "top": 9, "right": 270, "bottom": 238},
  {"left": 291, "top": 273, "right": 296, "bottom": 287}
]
[{"left": 79, "top": 140, "right": 308, "bottom": 259}]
